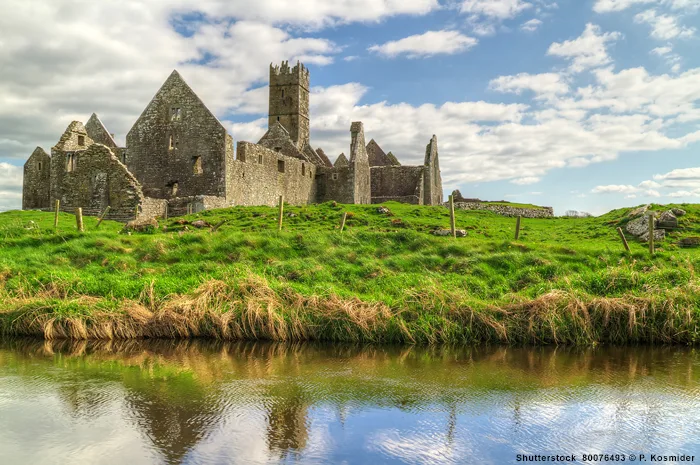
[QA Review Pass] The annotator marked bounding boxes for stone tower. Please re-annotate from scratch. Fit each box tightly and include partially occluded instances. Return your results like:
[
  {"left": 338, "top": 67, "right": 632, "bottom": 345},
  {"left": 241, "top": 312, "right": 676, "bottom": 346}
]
[{"left": 268, "top": 61, "right": 310, "bottom": 150}]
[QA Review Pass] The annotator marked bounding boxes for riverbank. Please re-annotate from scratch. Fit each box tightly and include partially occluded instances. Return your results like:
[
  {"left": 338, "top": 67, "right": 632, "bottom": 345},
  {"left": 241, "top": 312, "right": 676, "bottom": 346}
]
[{"left": 1, "top": 202, "right": 699, "bottom": 344}]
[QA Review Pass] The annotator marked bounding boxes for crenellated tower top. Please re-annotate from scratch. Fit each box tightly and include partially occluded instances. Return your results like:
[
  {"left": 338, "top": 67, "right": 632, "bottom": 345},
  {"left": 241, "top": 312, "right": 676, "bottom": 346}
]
[{"left": 268, "top": 61, "right": 310, "bottom": 149}]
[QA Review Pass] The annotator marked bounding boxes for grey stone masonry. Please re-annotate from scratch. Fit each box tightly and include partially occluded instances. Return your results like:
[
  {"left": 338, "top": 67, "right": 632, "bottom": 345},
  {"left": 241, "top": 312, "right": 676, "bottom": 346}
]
[
  {"left": 268, "top": 61, "right": 310, "bottom": 151},
  {"left": 453, "top": 202, "right": 554, "bottom": 218},
  {"left": 125, "top": 70, "right": 231, "bottom": 201},
  {"left": 22, "top": 147, "right": 51, "bottom": 210},
  {"left": 23, "top": 61, "right": 446, "bottom": 221}
]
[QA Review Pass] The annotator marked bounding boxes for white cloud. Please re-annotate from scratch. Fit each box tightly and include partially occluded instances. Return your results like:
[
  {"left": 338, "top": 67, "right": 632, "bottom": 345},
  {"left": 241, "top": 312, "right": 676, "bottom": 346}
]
[
  {"left": 651, "top": 45, "right": 674, "bottom": 55},
  {"left": 593, "top": 0, "right": 656, "bottom": 13},
  {"left": 547, "top": 24, "right": 622, "bottom": 73},
  {"left": 460, "top": 0, "right": 533, "bottom": 36},
  {"left": 343, "top": 55, "right": 359, "bottom": 61},
  {"left": 594, "top": 0, "right": 700, "bottom": 12},
  {"left": 511, "top": 176, "right": 541, "bottom": 185},
  {"left": 461, "top": 0, "right": 533, "bottom": 18},
  {"left": 520, "top": 18, "right": 543, "bottom": 31},
  {"left": 634, "top": 9, "right": 695, "bottom": 39},
  {"left": 489, "top": 72, "right": 569, "bottom": 96},
  {"left": 368, "top": 30, "right": 478, "bottom": 58},
  {"left": 593, "top": 167, "right": 700, "bottom": 201}
]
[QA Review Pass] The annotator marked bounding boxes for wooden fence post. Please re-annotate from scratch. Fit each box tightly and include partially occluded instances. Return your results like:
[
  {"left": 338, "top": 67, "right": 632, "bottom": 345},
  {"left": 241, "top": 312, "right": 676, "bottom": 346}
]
[
  {"left": 54, "top": 199, "right": 60, "bottom": 229},
  {"left": 616, "top": 227, "right": 630, "bottom": 253},
  {"left": 277, "top": 195, "right": 284, "bottom": 231},
  {"left": 96, "top": 206, "right": 111, "bottom": 229},
  {"left": 449, "top": 194, "right": 456, "bottom": 238},
  {"left": 75, "top": 208, "right": 84, "bottom": 232},
  {"left": 648, "top": 213, "right": 655, "bottom": 255},
  {"left": 515, "top": 215, "right": 522, "bottom": 240},
  {"left": 340, "top": 212, "right": 348, "bottom": 233}
]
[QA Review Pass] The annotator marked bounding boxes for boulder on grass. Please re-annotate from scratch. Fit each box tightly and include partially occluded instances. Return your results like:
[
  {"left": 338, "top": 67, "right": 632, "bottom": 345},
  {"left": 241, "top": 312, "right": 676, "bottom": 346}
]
[
  {"left": 639, "top": 228, "right": 665, "bottom": 242},
  {"left": 671, "top": 208, "right": 686, "bottom": 217},
  {"left": 124, "top": 217, "right": 158, "bottom": 232},
  {"left": 657, "top": 210, "right": 678, "bottom": 229},
  {"left": 626, "top": 215, "right": 655, "bottom": 236},
  {"left": 432, "top": 229, "right": 466, "bottom": 237},
  {"left": 191, "top": 219, "right": 211, "bottom": 229},
  {"left": 628, "top": 204, "right": 650, "bottom": 218},
  {"left": 679, "top": 237, "right": 700, "bottom": 248}
]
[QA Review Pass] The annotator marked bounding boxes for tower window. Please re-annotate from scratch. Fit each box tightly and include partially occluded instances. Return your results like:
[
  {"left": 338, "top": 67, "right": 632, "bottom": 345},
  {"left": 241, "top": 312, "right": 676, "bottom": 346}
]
[
  {"left": 278, "top": 160, "right": 285, "bottom": 173},
  {"left": 169, "top": 135, "right": 177, "bottom": 150},
  {"left": 192, "top": 156, "right": 202, "bottom": 175},
  {"left": 38, "top": 162, "right": 42, "bottom": 171},
  {"left": 302, "top": 163, "right": 305, "bottom": 176},
  {"left": 277, "top": 116, "right": 280, "bottom": 122},
  {"left": 66, "top": 153, "right": 76, "bottom": 172},
  {"left": 332, "top": 173, "right": 338, "bottom": 181},
  {"left": 77, "top": 135, "right": 85, "bottom": 146},
  {"left": 171, "top": 107, "right": 182, "bottom": 121},
  {"left": 281, "top": 89, "right": 285, "bottom": 99},
  {"left": 121, "top": 152, "right": 127, "bottom": 164},
  {"left": 258, "top": 154, "right": 263, "bottom": 164}
]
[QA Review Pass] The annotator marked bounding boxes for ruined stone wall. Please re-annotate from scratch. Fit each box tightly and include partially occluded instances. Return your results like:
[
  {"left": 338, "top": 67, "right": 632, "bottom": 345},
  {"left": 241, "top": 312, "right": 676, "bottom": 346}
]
[
  {"left": 125, "top": 71, "right": 229, "bottom": 200},
  {"left": 50, "top": 122, "right": 94, "bottom": 206},
  {"left": 51, "top": 143, "right": 145, "bottom": 221},
  {"left": 315, "top": 167, "right": 354, "bottom": 204},
  {"left": 370, "top": 166, "right": 424, "bottom": 205},
  {"left": 22, "top": 147, "right": 51, "bottom": 209},
  {"left": 231, "top": 142, "right": 316, "bottom": 206},
  {"left": 452, "top": 202, "right": 554, "bottom": 218},
  {"left": 349, "top": 122, "right": 371, "bottom": 204},
  {"left": 423, "top": 136, "right": 443, "bottom": 206}
]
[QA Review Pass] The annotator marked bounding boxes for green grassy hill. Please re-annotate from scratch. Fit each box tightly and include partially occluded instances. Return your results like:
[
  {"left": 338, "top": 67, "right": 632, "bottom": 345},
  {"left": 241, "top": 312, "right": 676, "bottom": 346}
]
[{"left": 0, "top": 201, "right": 698, "bottom": 344}]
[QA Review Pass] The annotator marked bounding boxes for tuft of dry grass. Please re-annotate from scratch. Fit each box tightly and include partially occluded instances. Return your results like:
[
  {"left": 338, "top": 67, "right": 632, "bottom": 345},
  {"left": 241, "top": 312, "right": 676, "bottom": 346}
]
[{"left": 0, "top": 275, "right": 698, "bottom": 344}]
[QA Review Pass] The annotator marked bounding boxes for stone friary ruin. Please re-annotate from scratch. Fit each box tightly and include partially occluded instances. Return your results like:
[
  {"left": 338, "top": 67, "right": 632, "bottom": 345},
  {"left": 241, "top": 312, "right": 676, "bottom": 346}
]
[{"left": 22, "top": 61, "right": 443, "bottom": 221}]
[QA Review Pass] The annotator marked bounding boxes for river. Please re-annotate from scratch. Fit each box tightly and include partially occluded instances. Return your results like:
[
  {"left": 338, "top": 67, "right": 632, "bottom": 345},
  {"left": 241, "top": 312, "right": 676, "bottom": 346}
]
[{"left": 0, "top": 339, "right": 698, "bottom": 464}]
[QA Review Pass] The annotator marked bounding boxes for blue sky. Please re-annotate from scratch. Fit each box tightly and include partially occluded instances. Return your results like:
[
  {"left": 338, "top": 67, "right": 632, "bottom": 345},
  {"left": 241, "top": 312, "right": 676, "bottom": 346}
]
[{"left": 1, "top": 0, "right": 700, "bottom": 215}]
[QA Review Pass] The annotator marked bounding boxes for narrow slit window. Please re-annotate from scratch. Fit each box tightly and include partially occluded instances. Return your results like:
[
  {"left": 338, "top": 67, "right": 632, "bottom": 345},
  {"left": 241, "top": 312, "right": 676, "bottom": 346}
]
[
  {"left": 66, "top": 153, "right": 76, "bottom": 172},
  {"left": 192, "top": 156, "right": 202, "bottom": 175},
  {"left": 171, "top": 107, "right": 182, "bottom": 121},
  {"left": 281, "top": 89, "right": 285, "bottom": 99},
  {"left": 38, "top": 162, "right": 42, "bottom": 171},
  {"left": 301, "top": 163, "right": 305, "bottom": 176},
  {"left": 258, "top": 154, "right": 263, "bottom": 164},
  {"left": 331, "top": 173, "right": 338, "bottom": 181},
  {"left": 169, "top": 135, "right": 174, "bottom": 150},
  {"left": 77, "top": 135, "right": 85, "bottom": 146},
  {"left": 121, "top": 153, "right": 127, "bottom": 164},
  {"left": 277, "top": 160, "right": 285, "bottom": 173},
  {"left": 277, "top": 116, "right": 280, "bottom": 122}
]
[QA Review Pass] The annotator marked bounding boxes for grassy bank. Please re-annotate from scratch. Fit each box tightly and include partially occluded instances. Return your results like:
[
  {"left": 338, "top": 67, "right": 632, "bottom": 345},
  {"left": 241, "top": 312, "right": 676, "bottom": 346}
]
[{"left": 0, "top": 202, "right": 699, "bottom": 344}]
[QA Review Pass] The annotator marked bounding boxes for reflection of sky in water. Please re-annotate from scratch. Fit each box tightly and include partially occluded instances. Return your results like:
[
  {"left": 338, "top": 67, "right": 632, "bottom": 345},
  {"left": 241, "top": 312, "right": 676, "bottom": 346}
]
[{"left": 0, "top": 342, "right": 699, "bottom": 465}]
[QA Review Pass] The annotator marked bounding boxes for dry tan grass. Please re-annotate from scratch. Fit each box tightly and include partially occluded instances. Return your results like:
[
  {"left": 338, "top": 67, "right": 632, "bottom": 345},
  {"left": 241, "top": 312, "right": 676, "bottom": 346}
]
[{"left": 0, "top": 276, "right": 698, "bottom": 344}]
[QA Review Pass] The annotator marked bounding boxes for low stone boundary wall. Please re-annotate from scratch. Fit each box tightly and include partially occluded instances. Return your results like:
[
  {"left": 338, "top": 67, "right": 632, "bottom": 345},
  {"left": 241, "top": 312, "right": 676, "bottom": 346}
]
[{"left": 451, "top": 202, "right": 554, "bottom": 218}]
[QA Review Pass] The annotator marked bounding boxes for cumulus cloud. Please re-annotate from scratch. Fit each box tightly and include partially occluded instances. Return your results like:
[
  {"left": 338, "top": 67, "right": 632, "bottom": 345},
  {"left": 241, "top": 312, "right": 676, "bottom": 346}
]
[
  {"left": 460, "top": 0, "right": 533, "bottom": 36},
  {"left": 634, "top": 9, "right": 695, "bottom": 39},
  {"left": 547, "top": 24, "right": 622, "bottom": 73},
  {"left": 520, "top": 18, "right": 543, "bottom": 31},
  {"left": 594, "top": 0, "right": 700, "bottom": 12},
  {"left": 489, "top": 72, "right": 569, "bottom": 96},
  {"left": 368, "top": 30, "right": 478, "bottom": 58},
  {"left": 593, "top": 167, "right": 700, "bottom": 198}
]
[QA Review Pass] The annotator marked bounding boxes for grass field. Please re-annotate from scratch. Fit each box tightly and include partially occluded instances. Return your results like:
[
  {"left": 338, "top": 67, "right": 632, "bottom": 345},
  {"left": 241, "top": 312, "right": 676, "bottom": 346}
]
[{"left": 0, "top": 201, "right": 698, "bottom": 344}]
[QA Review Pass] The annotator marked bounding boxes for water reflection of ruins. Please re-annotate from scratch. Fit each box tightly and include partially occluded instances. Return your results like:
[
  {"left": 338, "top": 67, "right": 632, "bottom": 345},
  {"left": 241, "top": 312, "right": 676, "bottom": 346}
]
[{"left": 2, "top": 339, "right": 698, "bottom": 464}]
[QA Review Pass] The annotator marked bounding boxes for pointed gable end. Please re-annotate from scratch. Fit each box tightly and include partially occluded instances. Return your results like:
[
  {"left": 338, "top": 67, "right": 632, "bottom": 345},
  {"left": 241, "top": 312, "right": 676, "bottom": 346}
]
[
  {"left": 53, "top": 121, "right": 93, "bottom": 151},
  {"left": 85, "top": 113, "right": 118, "bottom": 148},
  {"left": 334, "top": 153, "right": 349, "bottom": 168},
  {"left": 366, "top": 139, "right": 392, "bottom": 167}
]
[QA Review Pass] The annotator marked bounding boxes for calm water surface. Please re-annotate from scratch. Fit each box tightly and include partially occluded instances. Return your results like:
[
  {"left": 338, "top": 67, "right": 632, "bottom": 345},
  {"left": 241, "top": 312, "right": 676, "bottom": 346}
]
[{"left": 0, "top": 340, "right": 698, "bottom": 465}]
